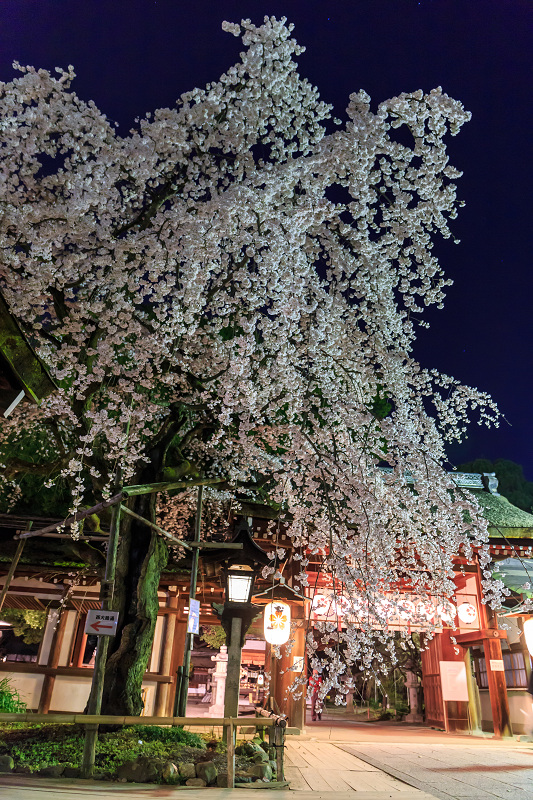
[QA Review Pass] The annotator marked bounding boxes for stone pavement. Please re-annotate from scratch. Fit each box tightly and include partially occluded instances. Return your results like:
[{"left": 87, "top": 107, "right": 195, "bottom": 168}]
[
  {"left": 336, "top": 741, "right": 533, "bottom": 800},
  {"left": 2, "top": 720, "right": 533, "bottom": 799},
  {"left": 300, "top": 717, "right": 533, "bottom": 799},
  {"left": 0, "top": 772, "right": 436, "bottom": 800}
]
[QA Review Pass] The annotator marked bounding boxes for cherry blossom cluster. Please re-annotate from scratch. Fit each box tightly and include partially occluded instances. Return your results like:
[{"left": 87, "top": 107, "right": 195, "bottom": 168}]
[{"left": 0, "top": 16, "right": 503, "bottom": 691}]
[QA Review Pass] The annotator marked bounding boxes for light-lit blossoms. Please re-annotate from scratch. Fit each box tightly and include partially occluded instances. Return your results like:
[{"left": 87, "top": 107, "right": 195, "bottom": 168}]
[{"left": 0, "top": 17, "right": 502, "bottom": 695}]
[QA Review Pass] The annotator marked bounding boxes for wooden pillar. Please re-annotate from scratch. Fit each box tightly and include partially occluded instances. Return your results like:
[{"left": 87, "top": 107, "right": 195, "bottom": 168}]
[
  {"left": 475, "top": 558, "right": 512, "bottom": 738},
  {"left": 464, "top": 647, "right": 483, "bottom": 734},
  {"left": 167, "top": 597, "right": 187, "bottom": 716},
  {"left": 37, "top": 608, "right": 68, "bottom": 714},
  {"left": 154, "top": 590, "right": 179, "bottom": 717},
  {"left": 272, "top": 608, "right": 306, "bottom": 727},
  {"left": 482, "top": 635, "right": 512, "bottom": 738},
  {"left": 287, "top": 614, "right": 306, "bottom": 729}
]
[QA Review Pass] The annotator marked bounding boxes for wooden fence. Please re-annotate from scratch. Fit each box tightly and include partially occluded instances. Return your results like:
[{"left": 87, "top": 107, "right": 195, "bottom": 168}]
[{"left": 0, "top": 713, "right": 287, "bottom": 787}]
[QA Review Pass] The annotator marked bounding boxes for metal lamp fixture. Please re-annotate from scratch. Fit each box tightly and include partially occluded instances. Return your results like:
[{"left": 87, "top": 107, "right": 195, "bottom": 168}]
[{"left": 226, "top": 564, "right": 255, "bottom": 605}]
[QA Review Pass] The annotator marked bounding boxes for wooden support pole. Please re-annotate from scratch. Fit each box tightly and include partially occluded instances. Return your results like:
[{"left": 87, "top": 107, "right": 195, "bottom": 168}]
[
  {"left": 176, "top": 484, "right": 203, "bottom": 718},
  {"left": 81, "top": 499, "right": 122, "bottom": 778},
  {"left": 483, "top": 636, "right": 512, "bottom": 738},
  {"left": 119, "top": 504, "right": 192, "bottom": 549},
  {"left": 227, "top": 720, "right": 235, "bottom": 788},
  {"left": 37, "top": 608, "right": 68, "bottom": 714},
  {"left": 154, "top": 593, "right": 179, "bottom": 717},
  {"left": 274, "top": 722, "right": 285, "bottom": 781},
  {"left": 0, "top": 538, "right": 26, "bottom": 611},
  {"left": 224, "top": 616, "right": 243, "bottom": 720}
]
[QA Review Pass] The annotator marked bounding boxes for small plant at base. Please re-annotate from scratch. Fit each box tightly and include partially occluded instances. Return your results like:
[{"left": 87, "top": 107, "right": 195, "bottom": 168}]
[{"left": 0, "top": 678, "right": 27, "bottom": 713}]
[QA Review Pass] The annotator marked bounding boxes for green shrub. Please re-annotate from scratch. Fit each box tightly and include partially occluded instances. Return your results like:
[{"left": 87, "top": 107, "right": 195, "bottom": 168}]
[
  {"left": 130, "top": 725, "right": 205, "bottom": 748},
  {"left": 0, "top": 677, "right": 27, "bottom": 713},
  {"left": 0, "top": 722, "right": 206, "bottom": 773}
]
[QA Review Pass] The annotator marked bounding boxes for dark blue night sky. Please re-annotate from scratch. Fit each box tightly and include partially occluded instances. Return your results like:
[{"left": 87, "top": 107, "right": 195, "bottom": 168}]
[{"left": 1, "top": 0, "right": 532, "bottom": 475}]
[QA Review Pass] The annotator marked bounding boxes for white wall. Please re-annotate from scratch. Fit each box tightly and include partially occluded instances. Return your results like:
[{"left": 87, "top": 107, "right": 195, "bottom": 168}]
[
  {"left": 479, "top": 688, "right": 532, "bottom": 734},
  {"left": 50, "top": 675, "right": 92, "bottom": 712},
  {"left": 0, "top": 670, "right": 44, "bottom": 709}
]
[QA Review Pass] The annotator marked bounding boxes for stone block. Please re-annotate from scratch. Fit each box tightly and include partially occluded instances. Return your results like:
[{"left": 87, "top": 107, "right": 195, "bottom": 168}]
[
  {"left": 0, "top": 755, "right": 14, "bottom": 772},
  {"left": 161, "top": 762, "right": 178, "bottom": 782},
  {"left": 116, "top": 755, "right": 160, "bottom": 783},
  {"left": 217, "top": 772, "right": 229, "bottom": 787},
  {"left": 196, "top": 760, "right": 217, "bottom": 785},
  {"left": 63, "top": 766, "right": 81, "bottom": 778},
  {"left": 37, "top": 764, "right": 65, "bottom": 778},
  {"left": 186, "top": 777, "right": 206, "bottom": 787},
  {"left": 179, "top": 761, "right": 197, "bottom": 779},
  {"left": 248, "top": 762, "right": 273, "bottom": 780}
]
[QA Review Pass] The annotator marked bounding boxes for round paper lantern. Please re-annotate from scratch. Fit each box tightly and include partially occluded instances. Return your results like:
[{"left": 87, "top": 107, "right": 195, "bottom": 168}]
[
  {"left": 457, "top": 602, "right": 477, "bottom": 624},
  {"left": 264, "top": 601, "right": 291, "bottom": 645}
]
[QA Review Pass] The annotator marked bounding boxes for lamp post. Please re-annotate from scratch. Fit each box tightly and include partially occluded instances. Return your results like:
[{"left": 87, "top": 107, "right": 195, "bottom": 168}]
[
  {"left": 206, "top": 518, "right": 271, "bottom": 721},
  {"left": 223, "top": 562, "right": 258, "bottom": 720}
]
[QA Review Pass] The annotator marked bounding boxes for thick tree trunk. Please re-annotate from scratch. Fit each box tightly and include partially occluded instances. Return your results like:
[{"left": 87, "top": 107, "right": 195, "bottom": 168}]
[{"left": 100, "top": 484, "right": 168, "bottom": 715}]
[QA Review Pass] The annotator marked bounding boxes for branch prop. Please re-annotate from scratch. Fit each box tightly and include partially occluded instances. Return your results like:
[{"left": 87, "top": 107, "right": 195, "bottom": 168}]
[
  {"left": 15, "top": 492, "right": 123, "bottom": 539},
  {"left": 119, "top": 504, "right": 192, "bottom": 549},
  {"left": 15, "top": 477, "right": 228, "bottom": 539}
]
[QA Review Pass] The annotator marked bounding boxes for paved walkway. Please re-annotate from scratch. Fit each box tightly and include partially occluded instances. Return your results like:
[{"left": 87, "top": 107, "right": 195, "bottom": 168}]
[
  {"left": 336, "top": 741, "right": 533, "bottom": 800},
  {"left": 284, "top": 738, "right": 432, "bottom": 795},
  {"left": 299, "top": 718, "right": 533, "bottom": 799},
  {"left": 2, "top": 721, "right": 533, "bottom": 799}
]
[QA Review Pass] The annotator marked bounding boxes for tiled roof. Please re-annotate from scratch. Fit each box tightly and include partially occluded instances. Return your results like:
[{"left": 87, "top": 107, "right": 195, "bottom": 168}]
[{"left": 471, "top": 490, "right": 533, "bottom": 536}]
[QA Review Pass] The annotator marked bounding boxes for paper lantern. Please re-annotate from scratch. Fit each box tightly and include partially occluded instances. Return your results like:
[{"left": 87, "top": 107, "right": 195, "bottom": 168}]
[
  {"left": 264, "top": 601, "right": 291, "bottom": 645},
  {"left": 457, "top": 602, "right": 477, "bottom": 624}
]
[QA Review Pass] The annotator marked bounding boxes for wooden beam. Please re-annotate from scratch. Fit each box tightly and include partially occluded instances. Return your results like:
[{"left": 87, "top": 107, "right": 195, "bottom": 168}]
[
  {"left": 119, "top": 504, "right": 192, "bottom": 549},
  {"left": 0, "top": 538, "right": 26, "bottom": 611},
  {"left": 454, "top": 629, "right": 507, "bottom": 645}
]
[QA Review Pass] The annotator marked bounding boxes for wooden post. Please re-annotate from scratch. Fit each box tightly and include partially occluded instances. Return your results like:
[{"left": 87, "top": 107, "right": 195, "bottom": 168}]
[
  {"left": 274, "top": 722, "right": 285, "bottom": 781},
  {"left": 81, "top": 499, "right": 122, "bottom": 778},
  {"left": 483, "top": 636, "right": 512, "bottom": 738},
  {"left": 154, "top": 592, "right": 178, "bottom": 716},
  {"left": 475, "top": 558, "right": 512, "bottom": 738},
  {"left": 37, "top": 608, "right": 68, "bottom": 714},
  {"left": 464, "top": 647, "right": 482, "bottom": 734},
  {"left": 177, "top": 485, "right": 203, "bottom": 717},
  {"left": 227, "top": 719, "right": 235, "bottom": 788},
  {"left": 0, "top": 538, "right": 26, "bottom": 612},
  {"left": 224, "top": 616, "right": 243, "bottom": 720}
]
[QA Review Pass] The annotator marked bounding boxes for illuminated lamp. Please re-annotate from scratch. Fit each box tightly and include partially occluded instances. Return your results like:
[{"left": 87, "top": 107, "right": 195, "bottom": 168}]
[
  {"left": 524, "top": 618, "right": 533, "bottom": 656},
  {"left": 457, "top": 602, "right": 478, "bottom": 624},
  {"left": 264, "top": 601, "right": 291, "bottom": 645},
  {"left": 226, "top": 564, "right": 255, "bottom": 604}
]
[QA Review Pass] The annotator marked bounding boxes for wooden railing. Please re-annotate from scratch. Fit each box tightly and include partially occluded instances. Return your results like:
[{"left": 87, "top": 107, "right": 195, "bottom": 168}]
[{"left": 0, "top": 713, "right": 287, "bottom": 787}]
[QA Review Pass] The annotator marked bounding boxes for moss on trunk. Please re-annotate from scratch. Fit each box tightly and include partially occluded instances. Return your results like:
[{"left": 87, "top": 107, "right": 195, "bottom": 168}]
[{"left": 100, "top": 487, "right": 168, "bottom": 716}]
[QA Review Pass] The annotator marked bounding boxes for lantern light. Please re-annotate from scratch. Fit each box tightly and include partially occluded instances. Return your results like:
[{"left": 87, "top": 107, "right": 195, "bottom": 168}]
[
  {"left": 457, "top": 602, "right": 477, "bottom": 624},
  {"left": 264, "top": 601, "right": 291, "bottom": 645},
  {"left": 226, "top": 564, "right": 255, "bottom": 604},
  {"left": 524, "top": 618, "right": 533, "bottom": 656}
]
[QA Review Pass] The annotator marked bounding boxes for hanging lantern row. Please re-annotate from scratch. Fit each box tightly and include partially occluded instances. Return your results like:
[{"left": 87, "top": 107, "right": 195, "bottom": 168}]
[{"left": 264, "top": 601, "right": 291, "bottom": 645}]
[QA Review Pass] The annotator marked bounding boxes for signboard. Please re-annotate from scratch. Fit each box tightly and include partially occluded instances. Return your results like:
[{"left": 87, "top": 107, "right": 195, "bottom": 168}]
[
  {"left": 440, "top": 661, "right": 469, "bottom": 702},
  {"left": 187, "top": 598, "right": 200, "bottom": 634},
  {"left": 85, "top": 609, "right": 119, "bottom": 636},
  {"left": 292, "top": 656, "right": 305, "bottom": 672},
  {"left": 489, "top": 659, "right": 505, "bottom": 672}
]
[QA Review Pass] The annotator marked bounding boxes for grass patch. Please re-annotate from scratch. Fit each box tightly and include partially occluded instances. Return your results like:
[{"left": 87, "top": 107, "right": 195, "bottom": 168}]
[{"left": 0, "top": 678, "right": 27, "bottom": 713}]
